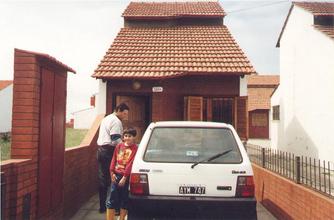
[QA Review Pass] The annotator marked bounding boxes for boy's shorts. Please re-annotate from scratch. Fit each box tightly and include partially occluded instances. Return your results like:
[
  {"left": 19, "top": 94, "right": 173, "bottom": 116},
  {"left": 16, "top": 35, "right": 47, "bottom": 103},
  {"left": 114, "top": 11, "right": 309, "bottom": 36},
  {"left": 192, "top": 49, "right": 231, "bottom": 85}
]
[{"left": 106, "top": 173, "right": 130, "bottom": 210}]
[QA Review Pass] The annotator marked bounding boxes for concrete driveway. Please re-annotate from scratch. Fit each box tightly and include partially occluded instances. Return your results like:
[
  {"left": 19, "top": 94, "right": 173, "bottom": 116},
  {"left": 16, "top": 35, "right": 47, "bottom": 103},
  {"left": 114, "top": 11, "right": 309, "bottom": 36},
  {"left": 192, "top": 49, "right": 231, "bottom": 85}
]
[{"left": 70, "top": 194, "right": 277, "bottom": 220}]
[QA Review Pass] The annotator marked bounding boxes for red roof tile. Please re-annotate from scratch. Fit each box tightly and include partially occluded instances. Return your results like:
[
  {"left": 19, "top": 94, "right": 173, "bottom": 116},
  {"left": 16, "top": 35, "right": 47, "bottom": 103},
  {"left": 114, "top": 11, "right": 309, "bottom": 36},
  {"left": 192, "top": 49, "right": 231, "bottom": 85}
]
[
  {"left": 15, "top": 48, "right": 76, "bottom": 73},
  {"left": 93, "top": 25, "right": 255, "bottom": 79},
  {"left": 294, "top": 2, "right": 334, "bottom": 16},
  {"left": 0, "top": 80, "right": 13, "bottom": 91},
  {"left": 123, "top": 2, "right": 226, "bottom": 19},
  {"left": 247, "top": 75, "right": 279, "bottom": 111},
  {"left": 314, "top": 25, "right": 334, "bottom": 39}
]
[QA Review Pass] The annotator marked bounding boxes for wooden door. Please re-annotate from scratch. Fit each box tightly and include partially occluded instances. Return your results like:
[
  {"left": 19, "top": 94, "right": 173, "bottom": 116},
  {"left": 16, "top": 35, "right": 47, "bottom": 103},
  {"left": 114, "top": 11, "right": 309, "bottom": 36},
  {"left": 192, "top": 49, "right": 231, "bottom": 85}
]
[
  {"left": 38, "top": 68, "right": 66, "bottom": 217},
  {"left": 51, "top": 73, "right": 66, "bottom": 209},
  {"left": 234, "top": 96, "right": 248, "bottom": 140},
  {"left": 116, "top": 96, "right": 149, "bottom": 143},
  {"left": 38, "top": 68, "right": 54, "bottom": 216}
]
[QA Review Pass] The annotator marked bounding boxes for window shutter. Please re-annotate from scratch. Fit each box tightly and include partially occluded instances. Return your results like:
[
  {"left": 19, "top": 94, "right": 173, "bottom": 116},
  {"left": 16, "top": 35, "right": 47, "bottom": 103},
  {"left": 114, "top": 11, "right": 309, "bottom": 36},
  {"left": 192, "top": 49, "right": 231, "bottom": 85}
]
[
  {"left": 235, "top": 96, "right": 248, "bottom": 140},
  {"left": 185, "top": 96, "right": 203, "bottom": 121}
]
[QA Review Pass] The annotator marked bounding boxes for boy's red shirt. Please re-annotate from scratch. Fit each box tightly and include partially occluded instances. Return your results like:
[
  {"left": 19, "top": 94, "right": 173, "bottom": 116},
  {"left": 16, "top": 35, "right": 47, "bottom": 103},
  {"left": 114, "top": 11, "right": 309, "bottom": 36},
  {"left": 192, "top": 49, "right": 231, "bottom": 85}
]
[{"left": 110, "top": 142, "right": 138, "bottom": 177}]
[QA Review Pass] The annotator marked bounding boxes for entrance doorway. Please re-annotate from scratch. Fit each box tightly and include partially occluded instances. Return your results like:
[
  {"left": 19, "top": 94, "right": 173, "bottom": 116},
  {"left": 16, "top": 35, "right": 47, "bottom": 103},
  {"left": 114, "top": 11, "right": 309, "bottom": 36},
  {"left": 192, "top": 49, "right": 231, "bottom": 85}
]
[{"left": 115, "top": 95, "right": 150, "bottom": 143}]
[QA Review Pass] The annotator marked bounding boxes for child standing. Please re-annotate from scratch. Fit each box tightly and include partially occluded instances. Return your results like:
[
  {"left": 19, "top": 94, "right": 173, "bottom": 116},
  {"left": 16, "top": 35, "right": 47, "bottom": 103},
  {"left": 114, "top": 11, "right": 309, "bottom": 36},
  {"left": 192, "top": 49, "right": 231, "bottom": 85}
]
[{"left": 106, "top": 128, "right": 138, "bottom": 220}]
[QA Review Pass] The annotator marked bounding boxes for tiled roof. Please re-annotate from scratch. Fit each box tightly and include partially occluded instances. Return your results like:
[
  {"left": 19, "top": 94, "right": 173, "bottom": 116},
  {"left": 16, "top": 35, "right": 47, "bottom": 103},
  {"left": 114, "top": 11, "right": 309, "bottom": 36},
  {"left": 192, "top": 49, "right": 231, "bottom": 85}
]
[
  {"left": 123, "top": 2, "right": 226, "bottom": 19},
  {"left": 0, "top": 80, "right": 13, "bottom": 91},
  {"left": 247, "top": 75, "right": 280, "bottom": 86},
  {"left": 15, "top": 49, "right": 76, "bottom": 73},
  {"left": 314, "top": 25, "right": 334, "bottom": 39},
  {"left": 294, "top": 2, "right": 334, "bottom": 15},
  {"left": 93, "top": 25, "right": 255, "bottom": 79},
  {"left": 247, "top": 75, "right": 279, "bottom": 111}
]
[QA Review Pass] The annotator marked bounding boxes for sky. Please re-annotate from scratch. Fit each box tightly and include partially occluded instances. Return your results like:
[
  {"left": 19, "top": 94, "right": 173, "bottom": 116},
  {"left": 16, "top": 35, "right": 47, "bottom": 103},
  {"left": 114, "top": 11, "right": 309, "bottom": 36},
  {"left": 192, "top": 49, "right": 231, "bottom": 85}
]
[{"left": 0, "top": 0, "right": 292, "bottom": 121}]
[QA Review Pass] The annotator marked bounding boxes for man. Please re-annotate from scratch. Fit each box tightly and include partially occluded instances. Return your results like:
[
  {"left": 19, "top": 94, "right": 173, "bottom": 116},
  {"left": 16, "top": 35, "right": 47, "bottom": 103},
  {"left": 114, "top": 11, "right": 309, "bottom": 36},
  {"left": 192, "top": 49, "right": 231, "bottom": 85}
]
[{"left": 97, "top": 102, "right": 129, "bottom": 213}]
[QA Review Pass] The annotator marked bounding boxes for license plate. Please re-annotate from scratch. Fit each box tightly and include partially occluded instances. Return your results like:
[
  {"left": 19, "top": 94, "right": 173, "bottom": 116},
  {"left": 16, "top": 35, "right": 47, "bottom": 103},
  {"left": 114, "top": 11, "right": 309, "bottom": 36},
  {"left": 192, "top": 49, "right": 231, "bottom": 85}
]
[{"left": 179, "top": 186, "right": 206, "bottom": 195}]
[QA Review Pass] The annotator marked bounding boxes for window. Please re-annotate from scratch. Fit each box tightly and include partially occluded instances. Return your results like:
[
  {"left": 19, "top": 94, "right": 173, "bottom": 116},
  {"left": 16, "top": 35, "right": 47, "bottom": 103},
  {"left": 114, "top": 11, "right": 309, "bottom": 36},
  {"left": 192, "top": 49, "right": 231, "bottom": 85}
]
[
  {"left": 144, "top": 127, "right": 242, "bottom": 163},
  {"left": 272, "top": 105, "right": 280, "bottom": 120},
  {"left": 251, "top": 112, "right": 267, "bottom": 127},
  {"left": 184, "top": 96, "right": 233, "bottom": 124}
]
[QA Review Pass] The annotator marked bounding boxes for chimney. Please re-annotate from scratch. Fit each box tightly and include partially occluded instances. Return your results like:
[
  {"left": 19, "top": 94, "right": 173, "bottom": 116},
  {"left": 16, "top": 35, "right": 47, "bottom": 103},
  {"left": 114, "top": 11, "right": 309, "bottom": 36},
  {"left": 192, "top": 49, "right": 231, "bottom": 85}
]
[{"left": 90, "top": 95, "right": 95, "bottom": 107}]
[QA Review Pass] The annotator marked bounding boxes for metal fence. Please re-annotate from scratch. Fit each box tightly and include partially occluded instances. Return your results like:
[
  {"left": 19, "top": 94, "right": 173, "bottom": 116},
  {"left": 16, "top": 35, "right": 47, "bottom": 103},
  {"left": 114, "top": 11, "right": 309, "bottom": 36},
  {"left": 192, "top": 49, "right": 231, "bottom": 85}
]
[{"left": 246, "top": 144, "right": 334, "bottom": 198}]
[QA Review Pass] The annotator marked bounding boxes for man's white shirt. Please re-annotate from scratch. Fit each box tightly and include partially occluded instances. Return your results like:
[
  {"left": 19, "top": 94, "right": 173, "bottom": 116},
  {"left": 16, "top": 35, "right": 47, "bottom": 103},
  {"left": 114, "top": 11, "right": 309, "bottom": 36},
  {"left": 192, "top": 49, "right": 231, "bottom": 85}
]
[{"left": 97, "top": 113, "right": 123, "bottom": 146}]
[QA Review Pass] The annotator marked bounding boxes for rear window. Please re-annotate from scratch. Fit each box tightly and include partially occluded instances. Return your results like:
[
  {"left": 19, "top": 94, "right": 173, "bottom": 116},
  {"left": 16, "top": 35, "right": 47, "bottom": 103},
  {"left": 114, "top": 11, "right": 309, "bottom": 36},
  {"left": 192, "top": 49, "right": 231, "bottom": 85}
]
[{"left": 144, "top": 127, "right": 242, "bottom": 163}]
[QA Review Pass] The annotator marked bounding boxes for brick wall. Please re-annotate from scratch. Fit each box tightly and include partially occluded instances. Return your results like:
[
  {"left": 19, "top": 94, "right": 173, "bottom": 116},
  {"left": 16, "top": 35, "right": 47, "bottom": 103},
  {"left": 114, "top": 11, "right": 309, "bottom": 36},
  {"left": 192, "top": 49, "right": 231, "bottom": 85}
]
[
  {"left": 1, "top": 159, "right": 37, "bottom": 220},
  {"left": 252, "top": 164, "right": 334, "bottom": 219},
  {"left": 63, "top": 114, "right": 104, "bottom": 219},
  {"left": 1, "top": 115, "right": 103, "bottom": 220},
  {"left": 11, "top": 50, "right": 40, "bottom": 161}
]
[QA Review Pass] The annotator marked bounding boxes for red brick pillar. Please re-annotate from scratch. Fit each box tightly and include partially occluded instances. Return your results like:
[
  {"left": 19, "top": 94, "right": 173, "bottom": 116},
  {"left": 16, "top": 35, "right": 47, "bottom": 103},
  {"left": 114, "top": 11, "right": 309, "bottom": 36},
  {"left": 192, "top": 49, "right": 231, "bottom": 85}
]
[
  {"left": 10, "top": 49, "right": 41, "bottom": 220},
  {"left": 12, "top": 50, "right": 40, "bottom": 160}
]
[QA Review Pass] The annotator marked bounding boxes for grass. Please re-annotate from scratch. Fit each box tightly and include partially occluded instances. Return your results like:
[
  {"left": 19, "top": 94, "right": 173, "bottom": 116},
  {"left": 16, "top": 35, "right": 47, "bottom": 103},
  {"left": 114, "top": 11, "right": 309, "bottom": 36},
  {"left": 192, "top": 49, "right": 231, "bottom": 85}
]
[
  {"left": 0, "top": 128, "right": 88, "bottom": 161},
  {"left": 0, "top": 138, "right": 11, "bottom": 161},
  {"left": 65, "top": 128, "right": 89, "bottom": 148}
]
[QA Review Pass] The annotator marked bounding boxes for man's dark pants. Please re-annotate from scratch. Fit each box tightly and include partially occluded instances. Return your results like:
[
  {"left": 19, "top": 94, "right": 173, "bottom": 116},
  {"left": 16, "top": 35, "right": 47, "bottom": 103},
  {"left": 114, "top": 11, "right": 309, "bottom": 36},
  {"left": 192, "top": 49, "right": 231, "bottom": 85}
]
[{"left": 97, "top": 145, "right": 114, "bottom": 212}]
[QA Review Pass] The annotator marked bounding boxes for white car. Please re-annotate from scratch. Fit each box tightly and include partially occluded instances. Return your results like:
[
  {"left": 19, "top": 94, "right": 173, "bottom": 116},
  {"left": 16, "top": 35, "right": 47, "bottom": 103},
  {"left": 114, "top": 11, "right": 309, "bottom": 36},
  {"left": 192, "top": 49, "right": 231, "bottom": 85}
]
[{"left": 128, "top": 121, "right": 257, "bottom": 220}]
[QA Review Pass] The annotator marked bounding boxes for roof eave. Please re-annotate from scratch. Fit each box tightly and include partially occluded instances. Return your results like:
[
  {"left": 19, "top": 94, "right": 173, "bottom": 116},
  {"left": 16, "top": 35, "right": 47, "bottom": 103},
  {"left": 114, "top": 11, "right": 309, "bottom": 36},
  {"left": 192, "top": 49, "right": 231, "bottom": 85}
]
[
  {"left": 276, "top": 3, "right": 294, "bottom": 48},
  {"left": 92, "top": 71, "right": 254, "bottom": 80},
  {"left": 123, "top": 14, "right": 225, "bottom": 20},
  {"left": 15, "top": 48, "right": 76, "bottom": 73}
]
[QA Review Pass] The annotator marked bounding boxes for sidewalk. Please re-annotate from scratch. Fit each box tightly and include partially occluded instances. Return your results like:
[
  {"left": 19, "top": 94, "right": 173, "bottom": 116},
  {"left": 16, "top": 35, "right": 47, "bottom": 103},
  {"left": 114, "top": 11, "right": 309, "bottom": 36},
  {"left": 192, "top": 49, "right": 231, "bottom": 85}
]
[
  {"left": 247, "top": 139, "right": 271, "bottom": 148},
  {"left": 70, "top": 194, "right": 277, "bottom": 220}
]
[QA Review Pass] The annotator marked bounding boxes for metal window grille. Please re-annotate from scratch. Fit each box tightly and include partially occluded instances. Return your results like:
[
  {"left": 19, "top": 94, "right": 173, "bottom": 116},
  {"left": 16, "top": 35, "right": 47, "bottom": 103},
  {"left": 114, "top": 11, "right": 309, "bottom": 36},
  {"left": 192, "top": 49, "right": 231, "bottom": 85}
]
[{"left": 272, "top": 105, "right": 280, "bottom": 120}]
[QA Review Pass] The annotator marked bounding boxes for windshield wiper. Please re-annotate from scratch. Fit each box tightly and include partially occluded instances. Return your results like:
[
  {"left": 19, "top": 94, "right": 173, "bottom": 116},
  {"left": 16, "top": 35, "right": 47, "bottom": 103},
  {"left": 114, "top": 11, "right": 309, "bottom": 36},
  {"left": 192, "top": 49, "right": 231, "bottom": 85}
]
[{"left": 191, "top": 149, "right": 233, "bottom": 169}]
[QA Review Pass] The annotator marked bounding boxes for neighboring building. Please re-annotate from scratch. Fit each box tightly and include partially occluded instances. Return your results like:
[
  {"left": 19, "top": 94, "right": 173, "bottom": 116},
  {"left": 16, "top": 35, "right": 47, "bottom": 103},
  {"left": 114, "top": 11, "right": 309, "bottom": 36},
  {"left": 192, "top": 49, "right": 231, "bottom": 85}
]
[
  {"left": 272, "top": 2, "right": 334, "bottom": 161},
  {"left": 0, "top": 80, "right": 13, "bottom": 133},
  {"left": 71, "top": 95, "right": 97, "bottom": 129},
  {"left": 92, "top": 2, "right": 256, "bottom": 141},
  {"left": 247, "top": 75, "right": 279, "bottom": 139}
]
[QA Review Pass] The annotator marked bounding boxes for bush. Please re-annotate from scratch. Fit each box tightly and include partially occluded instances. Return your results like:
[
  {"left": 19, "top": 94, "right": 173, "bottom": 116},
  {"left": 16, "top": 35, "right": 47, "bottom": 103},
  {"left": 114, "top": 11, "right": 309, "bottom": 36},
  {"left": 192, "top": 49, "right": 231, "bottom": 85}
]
[{"left": 1, "top": 133, "right": 11, "bottom": 142}]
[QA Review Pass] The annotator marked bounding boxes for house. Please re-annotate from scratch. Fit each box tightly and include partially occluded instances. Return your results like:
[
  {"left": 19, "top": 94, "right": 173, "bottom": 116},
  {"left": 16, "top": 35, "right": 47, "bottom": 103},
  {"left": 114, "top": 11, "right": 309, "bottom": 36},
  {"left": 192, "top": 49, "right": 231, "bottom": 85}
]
[
  {"left": 92, "top": 1, "right": 256, "bottom": 141},
  {"left": 272, "top": 2, "right": 334, "bottom": 161},
  {"left": 0, "top": 80, "right": 13, "bottom": 133},
  {"left": 247, "top": 75, "right": 279, "bottom": 139},
  {"left": 71, "top": 95, "right": 97, "bottom": 129}
]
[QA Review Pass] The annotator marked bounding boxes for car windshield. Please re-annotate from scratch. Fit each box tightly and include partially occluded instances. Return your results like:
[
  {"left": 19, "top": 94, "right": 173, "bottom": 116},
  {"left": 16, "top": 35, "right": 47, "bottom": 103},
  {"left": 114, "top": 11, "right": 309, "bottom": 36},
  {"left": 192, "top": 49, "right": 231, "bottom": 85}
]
[{"left": 144, "top": 127, "right": 242, "bottom": 163}]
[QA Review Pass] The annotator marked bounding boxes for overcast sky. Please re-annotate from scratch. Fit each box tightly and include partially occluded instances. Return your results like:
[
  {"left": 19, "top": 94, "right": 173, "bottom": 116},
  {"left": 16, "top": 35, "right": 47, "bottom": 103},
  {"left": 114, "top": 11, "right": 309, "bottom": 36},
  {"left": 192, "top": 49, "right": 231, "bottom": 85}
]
[{"left": 0, "top": 0, "right": 292, "bottom": 120}]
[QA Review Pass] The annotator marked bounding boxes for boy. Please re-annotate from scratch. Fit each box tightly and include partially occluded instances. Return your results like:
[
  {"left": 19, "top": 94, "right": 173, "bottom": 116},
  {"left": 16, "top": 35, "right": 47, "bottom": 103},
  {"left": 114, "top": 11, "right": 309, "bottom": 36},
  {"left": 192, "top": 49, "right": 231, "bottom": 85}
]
[{"left": 106, "top": 127, "right": 138, "bottom": 220}]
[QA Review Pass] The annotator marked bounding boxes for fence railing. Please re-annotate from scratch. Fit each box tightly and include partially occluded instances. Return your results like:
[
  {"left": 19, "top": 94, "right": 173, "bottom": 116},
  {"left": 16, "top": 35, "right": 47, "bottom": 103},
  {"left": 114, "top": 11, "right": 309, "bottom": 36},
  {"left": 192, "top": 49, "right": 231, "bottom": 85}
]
[{"left": 246, "top": 144, "right": 334, "bottom": 198}]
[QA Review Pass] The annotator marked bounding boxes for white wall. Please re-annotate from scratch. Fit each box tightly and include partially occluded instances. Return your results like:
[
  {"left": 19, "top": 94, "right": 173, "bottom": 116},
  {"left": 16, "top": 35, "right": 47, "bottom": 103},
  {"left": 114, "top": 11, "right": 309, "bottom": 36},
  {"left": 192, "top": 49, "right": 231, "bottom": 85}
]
[
  {"left": 73, "top": 107, "right": 97, "bottom": 129},
  {"left": 270, "top": 86, "right": 280, "bottom": 150},
  {"left": 272, "top": 5, "right": 334, "bottom": 162},
  {"left": 0, "top": 84, "right": 13, "bottom": 133},
  {"left": 96, "top": 79, "right": 107, "bottom": 115},
  {"left": 240, "top": 76, "right": 247, "bottom": 96}
]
